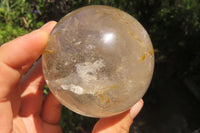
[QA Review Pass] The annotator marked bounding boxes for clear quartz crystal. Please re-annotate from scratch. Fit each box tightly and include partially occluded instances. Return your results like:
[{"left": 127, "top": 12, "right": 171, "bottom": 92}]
[{"left": 42, "top": 5, "right": 154, "bottom": 118}]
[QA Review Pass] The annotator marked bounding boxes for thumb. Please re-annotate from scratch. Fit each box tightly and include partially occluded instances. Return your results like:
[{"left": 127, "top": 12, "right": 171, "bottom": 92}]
[{"left": 92, "top": 99, "right": 143, "bottom": 133}]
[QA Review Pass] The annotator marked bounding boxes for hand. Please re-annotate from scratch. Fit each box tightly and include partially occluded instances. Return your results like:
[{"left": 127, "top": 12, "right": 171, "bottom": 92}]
[
  {"left": 0, "top": 21, "right": 61, "bottom": 133},
  {"left": 0, "top": 21, "right": 143, "bottom": 133}
]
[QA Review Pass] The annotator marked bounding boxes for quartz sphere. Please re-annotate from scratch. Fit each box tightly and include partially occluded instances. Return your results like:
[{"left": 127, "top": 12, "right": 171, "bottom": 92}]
[{"left": 42, "top": 5, "right": 154, "bottom": 118}]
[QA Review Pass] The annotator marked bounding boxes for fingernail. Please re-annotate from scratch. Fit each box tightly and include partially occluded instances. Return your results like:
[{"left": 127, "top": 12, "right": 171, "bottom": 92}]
[
  {"left": 41, "top": 22, "right": 51, "bottom": 29},
  {"left": 41, "top": 21, "right": 57, "bottom": 29},
  {"left": 130, "top": 99, "right": 144, "bottom": 119}
]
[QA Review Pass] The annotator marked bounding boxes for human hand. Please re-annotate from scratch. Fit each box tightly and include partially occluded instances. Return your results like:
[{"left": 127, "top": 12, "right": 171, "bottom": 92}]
[
  {"left": 0, "top": 21, "right": 62, "bottom": 133},
  {"left": 0, "top": 21, "right": 143, "bottom": 133}
]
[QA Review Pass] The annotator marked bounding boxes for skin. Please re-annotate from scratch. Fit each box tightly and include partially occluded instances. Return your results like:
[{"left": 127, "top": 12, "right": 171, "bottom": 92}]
[{"left": 0, "top": 21, "right": 143, "bottom": 133}]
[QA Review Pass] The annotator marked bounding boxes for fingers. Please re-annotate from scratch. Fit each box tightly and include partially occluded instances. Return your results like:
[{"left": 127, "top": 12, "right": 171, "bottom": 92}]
[
  {"left": 39, "top": 21, "right": 61, "bottom": 125},
  {"left": 19, "top": 60, "right": 45, "bottom": 116},
  {"left": 0, "top": 21, "right": 56, "bottom": 132},
  {"left": 92, "top": 99, "right": 144, "bottom": 133},
  {"left": 19, "top": 21, "right": 57, "bottom": 116},
  {"left": 41, "top": 92, "right": 61, "bottom": 125}
]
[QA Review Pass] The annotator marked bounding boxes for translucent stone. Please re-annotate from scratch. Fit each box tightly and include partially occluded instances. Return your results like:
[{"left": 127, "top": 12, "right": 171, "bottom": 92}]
[{"left": 42, "top": 5, "right": 154, "bottom": 118}]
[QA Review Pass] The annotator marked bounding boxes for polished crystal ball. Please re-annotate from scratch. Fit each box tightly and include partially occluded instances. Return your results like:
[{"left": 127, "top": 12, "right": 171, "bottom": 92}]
[{"left": 42, "top": 5, "right": 154, "bottom": 118}]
